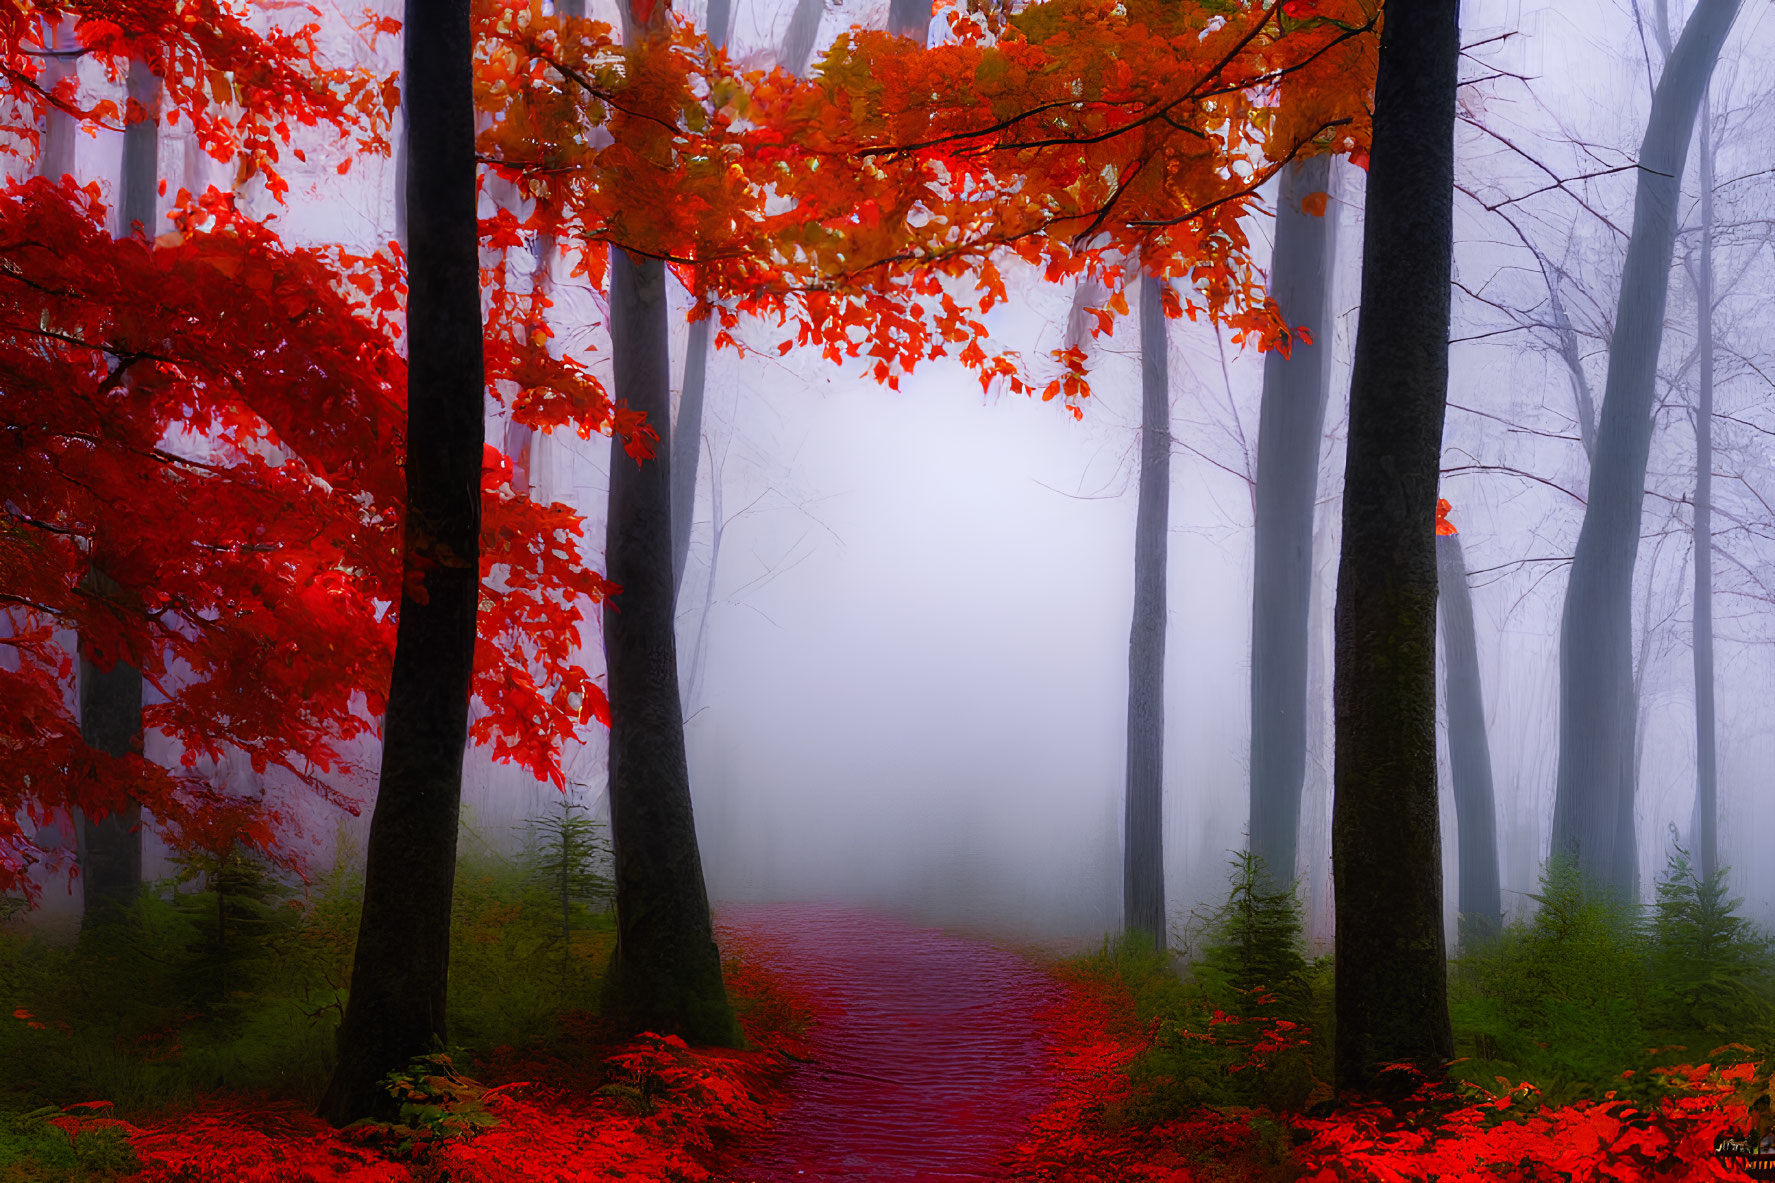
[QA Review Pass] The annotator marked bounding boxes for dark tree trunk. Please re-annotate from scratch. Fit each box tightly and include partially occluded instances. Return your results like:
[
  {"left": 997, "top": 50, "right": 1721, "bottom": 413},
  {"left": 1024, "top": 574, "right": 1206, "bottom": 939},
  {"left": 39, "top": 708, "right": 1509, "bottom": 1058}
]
[
  {"left": 35, "top": 18, "right": 76, "bottom": 182},
  {"left": 671, "top": 319, "right": 710, "bottom": 602},
  {"left": 76, "top": 569, "right": 143, "bottom": 925},
  {"left": 1436, "top": 529, "right": 1502, "bottom": 945},
  {"left": 1248, "top": 155, "right": 1338, "bottom": 892},
  {"left": 1124, "top": 271, "right": 1169, "bottom": 949},
  {"left": 887, "top": 0, "right": 927, "bottom": 39},
  {"left": 317, "top": 0, "right": 484, "bottom": 1125},
  {"left": 118, "top": 59, "right": 159, "bottom": 236},
  {"left": 779, "top": 0, "right": 824, "bottom": 75},
  {"left": 1331, "top": 0, "right": 1458, "bottom": 1093},
  {"left": 1691, "top": 90, "right": 1717, "bottom": 882},
  {"left": 76, "top": 58, "right": 161, "bottom": 929},
  {"left": 602, "top": 247, "right": 738, "bottom": 1044},
  {"left": 1551, "top": 0, "right": 1740, "bottom": 899}
]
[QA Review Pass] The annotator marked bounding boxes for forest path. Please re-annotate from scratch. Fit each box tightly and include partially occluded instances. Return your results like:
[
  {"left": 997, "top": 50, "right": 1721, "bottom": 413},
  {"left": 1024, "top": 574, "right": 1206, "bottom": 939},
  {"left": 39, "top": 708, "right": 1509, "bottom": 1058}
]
[{"left": 717, "top": 904, "right": 1065, "bottom": 1182}]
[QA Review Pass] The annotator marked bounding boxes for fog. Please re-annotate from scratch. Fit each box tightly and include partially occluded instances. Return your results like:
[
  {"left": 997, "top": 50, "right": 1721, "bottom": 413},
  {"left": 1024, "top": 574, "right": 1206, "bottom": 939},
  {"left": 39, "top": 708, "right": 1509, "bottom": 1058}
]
[{"left": 21, "top": 0, "right": 1775, "bottom": 956}]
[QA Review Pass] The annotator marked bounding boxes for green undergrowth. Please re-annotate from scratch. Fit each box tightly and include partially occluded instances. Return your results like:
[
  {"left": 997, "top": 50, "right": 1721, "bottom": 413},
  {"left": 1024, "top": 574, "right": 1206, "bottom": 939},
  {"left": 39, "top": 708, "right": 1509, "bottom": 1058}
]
[
  {"left": 1071, "top": 850, "right": 1336, "bottom": 1130},
  {"left": 0, "top": 810, "right": 616, "bottom": 1120},
  {"left": 1075, "top": 836, "right": 1775, "bottom": 1137},
  {"left": 1448, "top": 840, "right": 1775, "bottom": 1106},
  {"left": 0, "top": 1107, "right": 141, "bottom": 1183}
]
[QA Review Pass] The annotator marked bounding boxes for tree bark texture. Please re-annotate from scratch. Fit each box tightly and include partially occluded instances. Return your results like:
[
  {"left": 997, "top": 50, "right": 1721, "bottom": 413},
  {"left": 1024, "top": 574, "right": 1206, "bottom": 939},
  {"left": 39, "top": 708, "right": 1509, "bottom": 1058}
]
[
  {"left": 76, "top": 57, "right": 161, "bottom": 928},
  {"left": 1551, "top": 0, "right": 1740, "bottom": 899},
  {"left": 1691, "top": 90, "right": 1716, "bottom": 882},
  {"left": 1248, "top": 155, "right": 1338, "bottom": 892},
  {"left": 119, "top": 59, "right": 159, "bottom": 236},
  {"left": 1331, "top": 0, "right": 1458, "bottom": 1093},
  {"left": 1124, "top": 271, "right": 1169, "bottom": 949},
  {"left": 75, "top": 568, "right": 143, "bottom": 925},
  {"left": 318, "top": 0, "right": 484, "bottom": 1124},
  {"left": 603, "top": 247, "right": 738, "bottom": 1044},
  {"left": 1436, "top": 530, "right": 1502, "bottom": 945},
  {"left": 34, "top": 18, "right": 76, "bottom": 182}
]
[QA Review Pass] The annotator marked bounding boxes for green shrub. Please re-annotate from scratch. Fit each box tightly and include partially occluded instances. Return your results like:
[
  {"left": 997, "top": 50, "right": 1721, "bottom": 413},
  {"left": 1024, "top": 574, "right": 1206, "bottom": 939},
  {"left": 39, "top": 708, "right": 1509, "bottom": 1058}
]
[
  {"left": 1645, "top": 836, "right": 1773, "bottom": 1037},
  {"left": 1448, "top": 846, "right": 1775, "bottom": 1106},
  {"left": 1193, "top": 850, "right": 1311, "bottom": 1020},
  {"left": 1073, "top": 850, "right": 1330, "bottom": 1126},
  {"left": 521, "top": 794, "right": 614, "bottom": 986},
  {"left": 1, "top": 812, "right": 617, "bottom": 1115},
  {"left": 346, "top": 1053, "right": 512, "bottom": 1157},
  {"left": 0, "top": 1107, "right": 140, "bottom": 1182}
]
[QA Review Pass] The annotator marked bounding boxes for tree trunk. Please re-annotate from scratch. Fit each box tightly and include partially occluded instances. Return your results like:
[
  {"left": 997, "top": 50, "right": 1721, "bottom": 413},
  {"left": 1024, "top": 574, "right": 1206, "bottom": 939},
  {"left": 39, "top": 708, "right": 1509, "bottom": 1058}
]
[
  {"left": 704, "top": 0, "right": 734, "bottom": 53},
  {"left": 76, "top": 569, "right": 143, "bottom": 926},
  {"left": 317, "top": 0, "right": 484, "bottom": 1124},
  {"left": 1331, "top": 0, "right": 1458, "bottom": 1093},
  {"left": 1248, "top": 155, "right": 1338, "bottom": 892},
  {"left": 35, "top": 18, "right": 76, "bottom": 182},
  {"left": 669, "top": 0, "right": 849, "bottom": 602},
  {"left": 1691, "top": 88, "right": 1717, "bottom": 882},
  {"left": 1547, "top": 279, "right": 1597, "bottom": 461},
  {"left": 887, "top": 0, "right": 928, "bottom": 39},
  {"left": 76, "top": 58, "right": 161, "bottom": 929},
  {"left": 1124, "top": 271, "right": 1169, "bottom": 949},
  {"left": 1436, "top": 528, "right": 1502, "bottom": 945},
  {"left": 671, "top": 318, "right": 710, "bottom": 601},
  {"left": 1550, "top": 0, "right": 1740, "bottom": 899},
  {"left": 117, "top": 59, "right": 159, "bottom": 236},
  {"left": 779, "top": 0, "right": 824, "bottom": 75},
  {"left": 602, "top": 247, "right": 738, "bottom": 1044}
]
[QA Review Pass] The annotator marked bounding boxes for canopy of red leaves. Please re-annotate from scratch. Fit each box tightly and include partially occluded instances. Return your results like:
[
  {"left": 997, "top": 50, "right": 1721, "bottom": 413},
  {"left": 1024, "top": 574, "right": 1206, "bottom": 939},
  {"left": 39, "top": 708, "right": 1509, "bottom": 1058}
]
[
  {"left": 0, "top": 1, "right": 662, "bottom": 901},
  {"left": 1, "top": 0, "right": 396, "bottom": 200}
]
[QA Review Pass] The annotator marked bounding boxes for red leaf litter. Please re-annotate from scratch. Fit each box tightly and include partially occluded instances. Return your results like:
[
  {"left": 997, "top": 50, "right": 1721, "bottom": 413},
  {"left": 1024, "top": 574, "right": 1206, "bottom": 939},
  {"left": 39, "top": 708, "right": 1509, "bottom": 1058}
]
[{"left": 34, "top": 909, "right": 1763, "bottom": 1183}]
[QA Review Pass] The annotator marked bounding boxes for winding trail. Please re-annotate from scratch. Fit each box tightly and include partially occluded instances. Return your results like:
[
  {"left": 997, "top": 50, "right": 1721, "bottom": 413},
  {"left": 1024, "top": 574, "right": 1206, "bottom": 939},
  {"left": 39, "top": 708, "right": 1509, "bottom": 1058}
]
[{"left": 719, "top": 904, "right": 1066, "bottom": 1182}]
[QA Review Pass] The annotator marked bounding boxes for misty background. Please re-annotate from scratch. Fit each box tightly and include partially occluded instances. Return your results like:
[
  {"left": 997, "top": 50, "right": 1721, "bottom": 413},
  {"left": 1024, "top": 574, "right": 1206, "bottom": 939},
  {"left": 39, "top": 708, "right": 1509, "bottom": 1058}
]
[{"left": 20, "top": 0, "right": 1775, "bottom": 952}]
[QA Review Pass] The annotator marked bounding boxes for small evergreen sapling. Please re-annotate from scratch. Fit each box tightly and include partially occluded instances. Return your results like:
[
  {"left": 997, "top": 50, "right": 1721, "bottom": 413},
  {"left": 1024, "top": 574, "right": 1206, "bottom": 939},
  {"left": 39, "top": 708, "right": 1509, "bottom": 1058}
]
[
  {"left": 1199, "top": 850, "right": 1311, "bottom": 1018},
  {"left": 522, "top": 793, "right": 613, "bottom": 980},
  {"left": 168, "top": 843, "right": 296, "bottom": 1019},
  {"left": 1648, "top": 831, "right": 1773, "bottom": 1036}
]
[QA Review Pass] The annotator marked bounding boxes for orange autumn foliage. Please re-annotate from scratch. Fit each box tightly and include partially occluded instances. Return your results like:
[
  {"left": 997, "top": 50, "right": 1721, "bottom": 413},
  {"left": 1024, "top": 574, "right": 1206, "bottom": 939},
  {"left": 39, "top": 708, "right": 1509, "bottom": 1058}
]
[{"left": 472, "top": 0, "right": 1380, "bottom": 414}]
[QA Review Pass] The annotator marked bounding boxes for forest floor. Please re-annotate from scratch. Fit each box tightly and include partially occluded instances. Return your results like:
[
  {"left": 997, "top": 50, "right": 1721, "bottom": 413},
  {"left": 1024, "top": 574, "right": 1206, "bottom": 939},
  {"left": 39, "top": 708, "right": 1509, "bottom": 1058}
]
[{"left": 3, "top": 901, "right": 1765, "bottom": 1181}]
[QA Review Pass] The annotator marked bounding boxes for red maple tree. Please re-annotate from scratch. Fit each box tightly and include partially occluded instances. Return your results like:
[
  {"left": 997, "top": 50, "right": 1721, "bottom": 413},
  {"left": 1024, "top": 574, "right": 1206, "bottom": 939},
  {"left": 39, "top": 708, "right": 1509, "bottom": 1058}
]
[{"left": 0, "top": 6, "right": 624, "bottom": 903}]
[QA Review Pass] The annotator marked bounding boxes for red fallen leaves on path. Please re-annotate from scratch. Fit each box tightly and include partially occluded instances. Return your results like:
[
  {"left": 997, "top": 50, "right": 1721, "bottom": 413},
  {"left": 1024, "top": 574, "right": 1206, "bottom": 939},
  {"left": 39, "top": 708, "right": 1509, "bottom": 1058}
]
[{"left": 37, "top": 935, "right": 1762, "bottom": 1182}]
